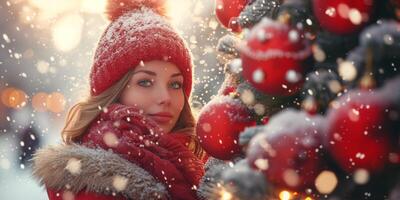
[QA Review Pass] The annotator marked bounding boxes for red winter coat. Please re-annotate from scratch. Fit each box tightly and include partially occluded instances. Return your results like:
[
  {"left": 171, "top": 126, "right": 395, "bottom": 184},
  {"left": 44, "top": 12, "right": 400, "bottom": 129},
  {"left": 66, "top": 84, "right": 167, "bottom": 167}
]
[{"left": 33, "top": 103, "right": 204, "bottom": 200}]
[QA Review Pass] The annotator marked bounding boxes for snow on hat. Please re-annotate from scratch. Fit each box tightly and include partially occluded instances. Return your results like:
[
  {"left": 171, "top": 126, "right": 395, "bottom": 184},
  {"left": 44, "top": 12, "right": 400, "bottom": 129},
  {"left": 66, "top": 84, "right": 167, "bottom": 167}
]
[{"left": 90, "top": 0, "right": 193, "bottom": 97}]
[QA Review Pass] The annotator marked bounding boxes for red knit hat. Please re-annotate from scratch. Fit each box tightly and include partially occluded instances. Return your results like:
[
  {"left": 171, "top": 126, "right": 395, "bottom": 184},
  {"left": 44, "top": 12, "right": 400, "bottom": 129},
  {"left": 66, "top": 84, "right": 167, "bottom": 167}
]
[{"left": 90, "top": 0, "right": 193, "bottom": 97}]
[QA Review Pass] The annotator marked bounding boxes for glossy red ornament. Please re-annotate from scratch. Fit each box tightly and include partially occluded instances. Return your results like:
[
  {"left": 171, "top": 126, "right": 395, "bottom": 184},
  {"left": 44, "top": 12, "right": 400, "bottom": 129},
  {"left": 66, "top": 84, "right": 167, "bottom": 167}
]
[
  {"left": 327, "top": 90, "right": 398, "bottom": 173},
  {"left": 228, "top": 17, "right": 242, "bottom": 33},
  {"left": 196, "top": 96, "right": 254, "bottom": 160},
  {"left": 215, "top": 0, "right": 247, "bottom": 32},
  {"left": 221, "top": 85, "right": 237, "bottom": 96},
  {"left": 247, "top": 109, "right": 326, "bottom": 190},
  {"left": 239, "top": 19, "right": 312, "bottom": 96},
  {"left": 313, "top": 0, "right": 374, "bottom": 35}
]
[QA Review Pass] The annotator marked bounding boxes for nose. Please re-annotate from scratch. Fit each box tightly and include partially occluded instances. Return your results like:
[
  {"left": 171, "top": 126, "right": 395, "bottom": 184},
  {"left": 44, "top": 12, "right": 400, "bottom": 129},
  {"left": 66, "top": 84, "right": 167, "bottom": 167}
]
[{"left": 157, "top": 86, "right": 171, "bottom": 106}]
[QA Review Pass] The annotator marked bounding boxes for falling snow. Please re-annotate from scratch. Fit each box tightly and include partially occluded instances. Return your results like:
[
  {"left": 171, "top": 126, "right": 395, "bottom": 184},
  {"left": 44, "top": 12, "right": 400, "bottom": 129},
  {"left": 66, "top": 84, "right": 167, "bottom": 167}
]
[{"left": 1, "top": 0, "right": 400, "bottom": 200}]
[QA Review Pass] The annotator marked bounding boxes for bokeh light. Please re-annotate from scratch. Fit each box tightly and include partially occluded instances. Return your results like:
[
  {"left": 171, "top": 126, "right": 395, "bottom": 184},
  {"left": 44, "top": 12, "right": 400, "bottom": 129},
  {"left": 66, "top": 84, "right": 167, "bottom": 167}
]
[
  {"left": 219, "top": 187, "right": 233, "bottom": 200},
  {"left": 32, "top": 92, "right": 48, "bottom": 112},
  {"left": 46, "top": 92, "right": 66, "bottom": 113},
  {"left": 28, "top": 0, "right": 80, "bottom": 16},
  {"left": 80, "top": 0, "right": 107, "bottom": 14},
  {"left": 51, "top": 14, "right": 84, "bottom": 52},
  {"left": 166, "top": 0, "right": 203, "bottom": 27},
  {"left": 279, "top": 190, "right": 292, "bottom": 200},
  {"left": 1, "top": 87, "right": 28, "bottom": 109},
  {"left": 314, "top": 170, "right": 338, "bottom": 194},
  {"left": 338, "top": 61, "right": 357, "bottom": 81}
]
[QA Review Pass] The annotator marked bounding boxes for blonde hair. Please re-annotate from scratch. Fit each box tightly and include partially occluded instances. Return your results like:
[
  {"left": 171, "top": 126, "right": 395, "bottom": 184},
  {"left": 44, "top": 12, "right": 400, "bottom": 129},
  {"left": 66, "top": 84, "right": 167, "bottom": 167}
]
[{"left": 61, "top": 70, "right": 204, "bottom": 158}]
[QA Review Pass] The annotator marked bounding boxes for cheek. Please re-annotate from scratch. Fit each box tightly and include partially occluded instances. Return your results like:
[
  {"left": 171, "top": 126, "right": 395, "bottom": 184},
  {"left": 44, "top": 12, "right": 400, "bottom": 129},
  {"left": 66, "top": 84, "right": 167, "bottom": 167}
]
[
  {"left": 173, "top": 92, "right": 185, "bottom": 116},
  {"left": 120, "top": 87, "right": 149, "bottom": 110}
]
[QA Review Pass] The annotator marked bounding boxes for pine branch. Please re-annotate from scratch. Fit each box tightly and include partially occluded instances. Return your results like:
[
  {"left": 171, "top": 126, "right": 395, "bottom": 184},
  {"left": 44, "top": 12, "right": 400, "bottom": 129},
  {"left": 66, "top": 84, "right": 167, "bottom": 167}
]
[{"left": 238, "top": 0, "right": 281, "bottom": 28}]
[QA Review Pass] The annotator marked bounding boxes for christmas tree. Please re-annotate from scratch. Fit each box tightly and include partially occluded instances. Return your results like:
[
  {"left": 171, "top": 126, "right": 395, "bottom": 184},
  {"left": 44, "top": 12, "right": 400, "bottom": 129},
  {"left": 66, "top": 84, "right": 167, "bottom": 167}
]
[{"left": 196, "top": 0, "right": 400, "bottom": 199}]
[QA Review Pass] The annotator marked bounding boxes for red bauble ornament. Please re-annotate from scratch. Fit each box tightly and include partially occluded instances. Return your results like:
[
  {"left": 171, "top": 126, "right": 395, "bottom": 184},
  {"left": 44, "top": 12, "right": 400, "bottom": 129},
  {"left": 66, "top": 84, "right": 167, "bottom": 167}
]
[
  {"left": 221, "top": 85, "right": 237, "bottom": 96},
  {"left": 196, "top": 96, "right": 254, "bottom": 160},
  {"left": 228, "top": 17, "right": 242, "bottom": 33},
  {"left": 215, "top": 0, "right": 247, "bottom": 32},
  {"left": 247, "top": 109, "right": 326, "bottom": 190},
  {"left": 327, "top": 90, "right": 398, "bottom": 173},
  {"left": 239, "top": 19, "right": 312, "bottom": 96},
  {"left": 313, "top": 0, "right": 374, "bottom": 35}
]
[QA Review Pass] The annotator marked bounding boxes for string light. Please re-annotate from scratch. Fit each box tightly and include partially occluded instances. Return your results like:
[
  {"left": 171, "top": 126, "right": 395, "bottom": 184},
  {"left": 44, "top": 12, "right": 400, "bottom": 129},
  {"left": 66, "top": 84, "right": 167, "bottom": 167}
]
[
  {"left": 219, "top": 188, "right": 233, "bottom": 200},
  {"left": 279, "top": 190, "right": 292, "bottom": 200}
]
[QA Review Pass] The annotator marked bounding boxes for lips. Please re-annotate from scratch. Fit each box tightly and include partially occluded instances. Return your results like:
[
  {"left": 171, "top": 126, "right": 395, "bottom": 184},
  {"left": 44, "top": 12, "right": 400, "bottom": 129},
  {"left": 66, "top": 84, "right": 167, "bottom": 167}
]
[{"left": 148, "top": 112, "right": 173, "bottom": 123}]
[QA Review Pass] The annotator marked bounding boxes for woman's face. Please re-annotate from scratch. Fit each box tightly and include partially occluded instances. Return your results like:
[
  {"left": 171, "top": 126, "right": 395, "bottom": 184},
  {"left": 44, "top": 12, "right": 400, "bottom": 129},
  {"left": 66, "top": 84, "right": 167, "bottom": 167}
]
[{"left": 120, "top": 60, "right": 185, "bottom": 133}]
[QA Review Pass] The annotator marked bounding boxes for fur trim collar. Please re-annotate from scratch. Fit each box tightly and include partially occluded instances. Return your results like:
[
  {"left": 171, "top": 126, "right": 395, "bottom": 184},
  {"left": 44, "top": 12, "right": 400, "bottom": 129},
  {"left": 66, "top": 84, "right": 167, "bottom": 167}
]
[{"left": 32, "top": 144, "right": 168, "bottom": 199}]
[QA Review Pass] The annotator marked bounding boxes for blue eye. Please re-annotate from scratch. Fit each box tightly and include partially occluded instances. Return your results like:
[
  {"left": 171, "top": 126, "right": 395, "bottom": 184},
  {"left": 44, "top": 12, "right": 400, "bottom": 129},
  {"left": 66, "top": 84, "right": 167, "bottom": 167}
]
[
  {"left": 137, "top": 79, "right": 152, "bottom": 87},
  {"left": 170, "top": 81, "right": 183, "bottom": 89}
]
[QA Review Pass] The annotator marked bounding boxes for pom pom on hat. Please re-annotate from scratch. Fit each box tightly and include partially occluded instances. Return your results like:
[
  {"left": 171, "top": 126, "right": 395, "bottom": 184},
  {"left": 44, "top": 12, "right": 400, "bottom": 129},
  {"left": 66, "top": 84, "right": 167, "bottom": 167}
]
[{"left": 106, "top": 0, "right": 167, "bottom": 21}]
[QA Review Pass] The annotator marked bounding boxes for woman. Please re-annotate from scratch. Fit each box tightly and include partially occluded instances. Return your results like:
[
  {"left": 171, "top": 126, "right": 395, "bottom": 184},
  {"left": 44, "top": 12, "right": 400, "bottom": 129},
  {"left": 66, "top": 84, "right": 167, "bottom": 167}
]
[{"left": 32, "top": 0, "right": 205, "bottom": 199}]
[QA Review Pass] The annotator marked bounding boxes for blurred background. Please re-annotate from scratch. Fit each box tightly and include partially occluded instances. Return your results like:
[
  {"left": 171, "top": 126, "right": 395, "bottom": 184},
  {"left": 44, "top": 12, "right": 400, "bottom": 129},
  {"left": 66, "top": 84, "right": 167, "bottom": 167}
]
[{"left": 0, "top": 0, "right": 227, "bottom": 199}]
